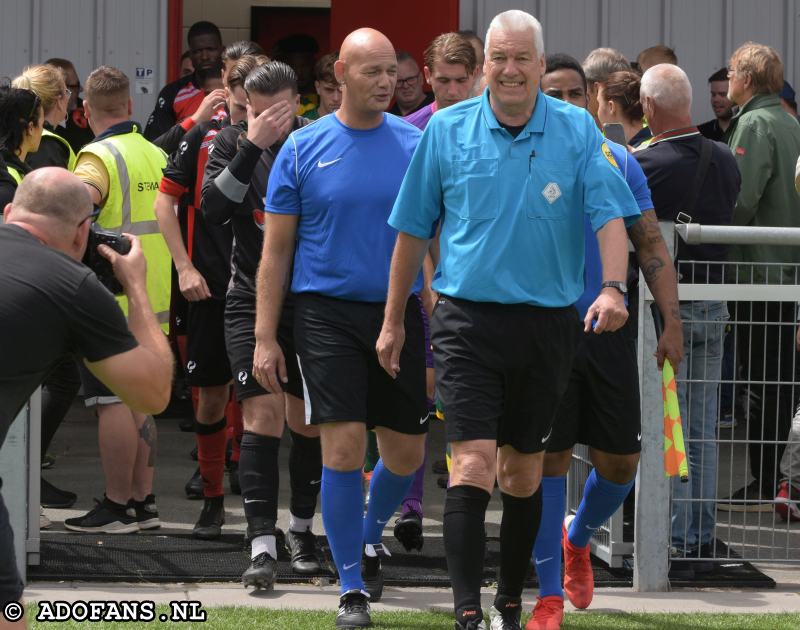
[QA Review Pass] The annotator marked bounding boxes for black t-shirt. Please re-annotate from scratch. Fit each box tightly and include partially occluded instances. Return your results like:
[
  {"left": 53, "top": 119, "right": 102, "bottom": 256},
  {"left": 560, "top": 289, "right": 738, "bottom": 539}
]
[
  {"left": 201, "top": 117, "right": 308, "bottom": 294},
  {"left": 389, "top": 92, "right": 434, "bottom": 116},
  {"left": 635, "top": 133, "right": 741, "bottom": 284},
  {"left": 161, "top": 118, "right": 232, "bottom": 299},
  {"left": 0, "top": 225, "right": 137, "bottom": 445},
  {"left": 697, "top": 118, "right": 727, "bottom": 142}
]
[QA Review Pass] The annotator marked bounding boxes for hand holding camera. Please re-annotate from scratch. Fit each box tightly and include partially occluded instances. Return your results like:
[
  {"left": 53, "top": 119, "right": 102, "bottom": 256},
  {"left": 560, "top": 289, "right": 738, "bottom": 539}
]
[{"left": 83, "top": 223, "right": 147, "bottom": 294}]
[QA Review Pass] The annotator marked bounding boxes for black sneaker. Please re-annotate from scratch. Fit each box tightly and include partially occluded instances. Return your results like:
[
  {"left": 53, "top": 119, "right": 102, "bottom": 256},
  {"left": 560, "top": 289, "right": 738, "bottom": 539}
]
[
  {"left": 286, "top": 529, "right": 322, "bottom": 574},
  {"left": 228, "top": 461, "right": 241, "bottom": 495},
  {"left": 336, "top": 589, "right": 371, "bottom": 628},
  {"left": 192, "top": 496, "right": 224, "bottom": 540},
  {"left": 363, "top": 543, "right": 388, "bottom": 602},
  {"left": 455, "top": 607, "right": 486, "bottom": 630},
  {"left": 488, "top": 595, "right": 522, "bottom": 629},
  {"left": 242, "top": 551, "right": 277, "bottom": 590},
  {"left": 717, "top": 479, "right": 772, "bottom": 512},
  {"left": 41, "top": 478, "right": 77, "bottom": 508},
  {"left": 65, "top": 497, "right": 138, "bottom": 533},
  {"left": 127, "top": 494, "right": 160, "bottom": 530},
  {"left": 393, "top": 509, "right": 423, "bottom": 551},
  {"left": 185, "top": 467, "right": 203, "bottom": 500}
]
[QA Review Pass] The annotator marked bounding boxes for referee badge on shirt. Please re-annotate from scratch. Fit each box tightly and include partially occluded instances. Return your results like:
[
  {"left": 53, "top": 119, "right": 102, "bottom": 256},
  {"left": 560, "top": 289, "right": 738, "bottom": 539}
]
[{"left": 542, "top": 182, "right": 562, "bottom": 204}]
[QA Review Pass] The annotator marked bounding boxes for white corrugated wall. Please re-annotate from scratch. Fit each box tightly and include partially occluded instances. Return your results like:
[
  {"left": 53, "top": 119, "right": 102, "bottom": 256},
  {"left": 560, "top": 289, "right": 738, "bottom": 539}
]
[
  {"left": 0, "top": 0, "right": 168, "bottom": 129},
  {"left": 460, "top": 0, "right": 799, "bottom": 125}
]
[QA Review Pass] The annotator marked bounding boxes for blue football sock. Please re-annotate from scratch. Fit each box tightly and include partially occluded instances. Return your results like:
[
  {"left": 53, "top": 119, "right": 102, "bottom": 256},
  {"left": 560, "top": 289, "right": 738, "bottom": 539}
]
[
  {"left": 321, "top": 466, "right": 364, "bottom": 593},
  {"left": 532, "top": 476, "right": 566, "bottom": 598},
  {"left": 568, "top": 469, "right": 634, "bottom": 548},
  {"left": 363, "top": 459, "right": 415, "bottom": 546}
]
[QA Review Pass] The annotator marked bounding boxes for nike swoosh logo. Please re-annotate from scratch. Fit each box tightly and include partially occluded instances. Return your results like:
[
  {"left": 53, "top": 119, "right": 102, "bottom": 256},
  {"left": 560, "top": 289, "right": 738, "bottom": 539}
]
[
  {"left": 310, "top": 479, "right": 322, "bottom": 485},
  {"left": 637, "top": 432, "right": 642, "bottom": 441},
  {"left": 535, "top": 557, "right": 552, "bottom": 565},
  {"left": 377, "top": 518, "right": 389, "bottom": 524},
  {"left": 541, "top": 428, "right": 553, "bottom": 443},
  {"left": 419, "top": 415, "right": 428, "bottom": 424},
  {"left": 317, "top": 158, "right": 342, "bottom": 168},
  {"left": 586, "top": 524, "right": 597, "bottom": 530},
  {"left": 243, "top": 498, "right": 268, "bottom": 504},
  {"left": 342, "top": 561, "right": 358, "bottom": 570}
]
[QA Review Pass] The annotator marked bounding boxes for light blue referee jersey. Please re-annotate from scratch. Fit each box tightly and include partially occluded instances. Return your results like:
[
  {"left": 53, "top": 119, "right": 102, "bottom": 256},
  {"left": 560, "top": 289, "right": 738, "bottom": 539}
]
[{"left": 389, "top": 89, "right": 640, "bottom": 307}]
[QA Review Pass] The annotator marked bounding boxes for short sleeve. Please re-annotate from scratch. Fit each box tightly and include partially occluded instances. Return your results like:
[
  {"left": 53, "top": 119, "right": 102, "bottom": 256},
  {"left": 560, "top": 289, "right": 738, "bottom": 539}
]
[
  {"left": 582, "top": 120, "right": 640, "bottom": 232},
  {"left": 265, "top": 134, "right": 301, "bottom": 215},
  {"left": 74, "top": 153, "right": 110, "bottom": 204},
  {"left": 388, "top": 122, "right": 442, "bottom": 239},
  {"left": 67, "top": 274, "right": 138, "bottom": 362}
]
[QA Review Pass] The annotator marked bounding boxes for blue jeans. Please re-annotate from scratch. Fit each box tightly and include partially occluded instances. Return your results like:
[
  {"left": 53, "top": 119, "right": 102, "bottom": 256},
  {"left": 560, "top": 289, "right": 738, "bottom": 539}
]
[{"left": 671, "top": 300, "right": 728, "bottom": 549}]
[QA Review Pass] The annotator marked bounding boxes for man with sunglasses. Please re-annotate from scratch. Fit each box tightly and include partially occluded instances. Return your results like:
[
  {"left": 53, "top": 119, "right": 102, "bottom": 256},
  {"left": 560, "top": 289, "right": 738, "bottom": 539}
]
[
  {"left": 389, "top": 52, "right": 434, "bottom": 116},
  {"left": 0, "top": 167, "right": 173, "bottom": 627}
]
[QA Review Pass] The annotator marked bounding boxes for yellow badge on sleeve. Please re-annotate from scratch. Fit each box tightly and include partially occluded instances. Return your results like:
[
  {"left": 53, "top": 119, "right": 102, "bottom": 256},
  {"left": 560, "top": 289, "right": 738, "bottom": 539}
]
[{"left": 601, "top": 142, "right": 618, "bottom": 168}]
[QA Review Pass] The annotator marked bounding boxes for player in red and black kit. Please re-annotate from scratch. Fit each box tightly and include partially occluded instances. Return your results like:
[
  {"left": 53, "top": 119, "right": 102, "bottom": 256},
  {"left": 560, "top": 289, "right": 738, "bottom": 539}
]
[
  {"left": 144, "top": 21, "right": 223, "bottom": 144},
  {"left": 201, "top": 61, "right": 322, "bottom": 588},
  {"left": 153, "top": 56, "right": 256, "bottom": 540}
]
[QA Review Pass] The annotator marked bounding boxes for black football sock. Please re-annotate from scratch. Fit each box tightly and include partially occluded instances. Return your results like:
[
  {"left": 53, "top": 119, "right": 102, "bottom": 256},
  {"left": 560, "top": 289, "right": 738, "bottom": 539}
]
[
  {"left": 497, "top": 488, "right": 542, "bottom": 600},
  {"left": 239, "top": 431, "right": 280, "bottom": 532},
  {"left": 288, "top": 429, "right": 322, "bottom": 519},
  {"left": 444, "top": 484, "right": 491, "bottom": 621}
]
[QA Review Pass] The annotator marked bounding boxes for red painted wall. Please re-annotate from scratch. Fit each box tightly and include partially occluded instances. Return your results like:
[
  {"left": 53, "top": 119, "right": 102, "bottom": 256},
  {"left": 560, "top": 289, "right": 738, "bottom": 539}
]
[{"left": 330, "top": 0, "right": 459, "bottom": 69}]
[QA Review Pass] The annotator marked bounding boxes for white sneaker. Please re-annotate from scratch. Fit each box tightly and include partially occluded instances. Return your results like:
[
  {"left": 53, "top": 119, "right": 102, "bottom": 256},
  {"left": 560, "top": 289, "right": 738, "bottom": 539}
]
[{"left": 40, "top": 508, "right": 52, "bottom": 529}]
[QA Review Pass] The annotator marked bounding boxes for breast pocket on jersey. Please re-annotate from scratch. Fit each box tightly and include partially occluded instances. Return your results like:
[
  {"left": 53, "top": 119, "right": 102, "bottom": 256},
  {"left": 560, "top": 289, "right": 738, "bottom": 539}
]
[
  {"left": 453, "top": 157, "right": 499, "bottom": 220},
  {"left": 527, "top": 160, "right": 576, "bottom": 220}
]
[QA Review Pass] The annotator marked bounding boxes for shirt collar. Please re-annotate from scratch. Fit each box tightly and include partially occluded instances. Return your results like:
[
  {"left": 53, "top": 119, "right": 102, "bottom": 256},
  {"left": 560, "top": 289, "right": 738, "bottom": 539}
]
[
  {"left": 480, "top": 88, "right": 548, "bottom": 136},
  {"left": 93, "top": 120, "right": 141, "bottom": 142},
  {"left": 649, "top": 126, "right": 700, "bottom": 146}
]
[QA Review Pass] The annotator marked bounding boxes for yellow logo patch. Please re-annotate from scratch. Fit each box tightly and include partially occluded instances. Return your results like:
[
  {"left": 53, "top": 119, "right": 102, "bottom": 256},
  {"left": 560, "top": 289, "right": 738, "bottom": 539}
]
[{"left": 601, "top": 142, "right": 618, "bottom": 168}]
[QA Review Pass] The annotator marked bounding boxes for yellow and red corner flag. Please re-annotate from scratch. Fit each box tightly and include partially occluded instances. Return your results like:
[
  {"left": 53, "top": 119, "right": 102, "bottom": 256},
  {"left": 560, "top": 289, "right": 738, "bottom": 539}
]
[{"left": 662, "top": 359, "right": 689, "bottom": 482}]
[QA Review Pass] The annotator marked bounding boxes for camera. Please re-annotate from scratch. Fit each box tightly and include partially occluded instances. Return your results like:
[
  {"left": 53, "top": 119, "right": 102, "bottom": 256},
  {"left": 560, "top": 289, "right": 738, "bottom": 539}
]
[{"left": 82, "top": 223, "right": 131, "bottom": 295}]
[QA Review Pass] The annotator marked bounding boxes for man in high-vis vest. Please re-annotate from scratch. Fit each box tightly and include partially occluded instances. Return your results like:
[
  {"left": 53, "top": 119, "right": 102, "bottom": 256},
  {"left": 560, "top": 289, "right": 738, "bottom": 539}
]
[{"left": 66, "top": 66, "right": 171, "bottom": 534}]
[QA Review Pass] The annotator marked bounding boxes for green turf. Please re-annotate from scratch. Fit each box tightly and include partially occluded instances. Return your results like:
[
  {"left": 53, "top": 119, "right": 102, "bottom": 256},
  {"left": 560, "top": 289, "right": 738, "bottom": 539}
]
[{"left": 26, "top": 607, "right": 800, "bottom": 630}]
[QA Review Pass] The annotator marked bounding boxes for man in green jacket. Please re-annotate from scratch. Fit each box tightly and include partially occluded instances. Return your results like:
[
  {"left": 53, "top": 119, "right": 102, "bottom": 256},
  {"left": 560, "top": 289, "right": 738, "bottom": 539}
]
[{"left": 720, "top": 41, "right": 800, "bottom": 512}]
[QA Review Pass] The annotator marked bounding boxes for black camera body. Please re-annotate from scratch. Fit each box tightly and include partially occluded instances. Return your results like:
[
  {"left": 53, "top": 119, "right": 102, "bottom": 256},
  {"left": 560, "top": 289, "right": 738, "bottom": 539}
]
[{"left": 82, "top": 223, "right": 131, "bottom": 295}]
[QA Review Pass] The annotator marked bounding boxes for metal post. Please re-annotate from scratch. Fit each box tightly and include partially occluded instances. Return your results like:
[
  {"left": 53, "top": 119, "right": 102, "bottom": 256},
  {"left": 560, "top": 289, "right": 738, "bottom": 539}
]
[{"left": 633, "top": 222, "right": 673, "bottom": 591}]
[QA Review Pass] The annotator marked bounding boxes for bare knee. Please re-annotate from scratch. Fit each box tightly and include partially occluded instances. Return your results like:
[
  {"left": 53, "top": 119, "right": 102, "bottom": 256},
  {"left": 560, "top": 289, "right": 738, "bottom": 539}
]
[
  {"left": 286, "top": 394, "right": 318, "bottom": 438},
  {"left": 242, "top": 394, "right": 284, "bottom": 437},
  {"left": 451, "top": 447, "right": 495, "bottom": 493},
  {"left": 542, "top": 449, "right": 573, "bottom": 478},
  {"left": 376, "top": 429, "right": 425, "bottom": 476},
  {"left": 591, "top": 449, "right": 639, "bottom": 484},
  {"left": 320, "top": 422, "right": 366, "bottom": 471},
  {"left": 497, "top": 449, "right": 543, "bottom": 497},
  {"left": 196, "top": 384, "right": 230, "bottom": 423}
]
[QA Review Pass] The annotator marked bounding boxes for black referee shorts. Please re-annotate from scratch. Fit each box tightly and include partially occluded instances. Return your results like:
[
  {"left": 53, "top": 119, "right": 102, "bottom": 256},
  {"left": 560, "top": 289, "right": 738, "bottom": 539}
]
[
  {"left": 294, "top": 292, "right": 428, "bottom": 434},
  {"left": 431, "top": 295, "right": 579, "bottom": 454},
  {"left": 185, "top": 298, "right": 231, "bottom": 387},
  {"left": 546, "top": 317, "right": 642, "bottom": 455},
  {"left": 0, "top": 489, "right": 24, "bottom": 606},
  {"left": 224, "top": 288, "right": 303, "bottom": 402}
]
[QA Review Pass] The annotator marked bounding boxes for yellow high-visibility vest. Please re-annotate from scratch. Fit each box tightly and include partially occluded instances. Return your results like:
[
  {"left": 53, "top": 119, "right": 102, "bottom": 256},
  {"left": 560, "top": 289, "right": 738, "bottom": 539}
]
[
  {"left": 77, "top": 129, "right": 171, "bottom": 333},
  {"left": 42, "top": 128, "right": 77, "bottom": 170}
]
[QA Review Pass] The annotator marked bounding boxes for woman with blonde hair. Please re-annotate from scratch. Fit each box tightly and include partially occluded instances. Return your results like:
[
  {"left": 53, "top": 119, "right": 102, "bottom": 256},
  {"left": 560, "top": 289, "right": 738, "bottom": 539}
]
[{"left": 13, "top": 64, "right": 76, "bottom": 169}]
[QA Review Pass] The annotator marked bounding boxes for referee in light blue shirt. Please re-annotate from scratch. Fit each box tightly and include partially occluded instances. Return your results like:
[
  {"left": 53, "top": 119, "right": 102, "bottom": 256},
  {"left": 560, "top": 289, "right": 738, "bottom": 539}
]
[{"left": 376, "top": 10, "right": 639, "bottom": 630}]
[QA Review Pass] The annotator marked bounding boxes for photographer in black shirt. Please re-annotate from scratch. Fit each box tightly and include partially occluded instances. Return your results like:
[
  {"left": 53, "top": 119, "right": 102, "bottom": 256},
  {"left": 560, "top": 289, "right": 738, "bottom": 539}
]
[{"left": 0, "top": 168, "right": 173, "bottom": 624}]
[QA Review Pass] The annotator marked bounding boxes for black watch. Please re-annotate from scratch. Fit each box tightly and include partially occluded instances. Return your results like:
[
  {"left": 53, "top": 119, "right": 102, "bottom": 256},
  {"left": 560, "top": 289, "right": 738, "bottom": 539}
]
[{"left": 601, "top": 280, "right": 628, "bottom": 295}]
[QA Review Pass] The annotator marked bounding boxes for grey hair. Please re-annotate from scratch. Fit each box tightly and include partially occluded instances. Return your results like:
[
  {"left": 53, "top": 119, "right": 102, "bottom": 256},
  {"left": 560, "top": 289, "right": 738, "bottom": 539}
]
[
  {"left": 485, "top": 10, "right": 544, "bottom": 58},
  {"left": 582, "top": 48, "right": 631, "bottom": 84},
  {"left": 640, "top": 63, "right": 692, "bottom": 113}
]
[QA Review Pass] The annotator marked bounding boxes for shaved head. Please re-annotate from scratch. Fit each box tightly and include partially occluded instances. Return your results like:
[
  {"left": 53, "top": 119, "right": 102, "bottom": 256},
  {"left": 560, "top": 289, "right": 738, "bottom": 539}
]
[
  {"left": 339, "top": 28, "right": 394, "bottom": 65},
  {"left": 335, "top": 28, "right": 397, "bottom": 126},
  {"left": 13, "top": 167, "right": 92, "bottom": 225}
]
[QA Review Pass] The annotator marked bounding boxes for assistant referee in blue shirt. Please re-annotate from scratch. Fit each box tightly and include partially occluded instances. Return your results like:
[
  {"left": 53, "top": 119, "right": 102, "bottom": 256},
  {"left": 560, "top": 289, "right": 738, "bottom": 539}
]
[{"left": 378, "top": 10, "right": 639, "bottom": 630}]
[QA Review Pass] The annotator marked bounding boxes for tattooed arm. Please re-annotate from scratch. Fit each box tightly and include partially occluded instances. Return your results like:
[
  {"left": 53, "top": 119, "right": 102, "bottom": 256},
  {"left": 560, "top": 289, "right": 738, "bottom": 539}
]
[{"left": 628, "top": 209, "right": 683, "bottom": 368}]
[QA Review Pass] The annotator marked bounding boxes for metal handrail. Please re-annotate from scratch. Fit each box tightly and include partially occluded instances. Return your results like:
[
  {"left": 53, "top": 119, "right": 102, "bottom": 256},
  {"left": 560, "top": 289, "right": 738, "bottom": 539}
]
[{"left": 675, "top": 224, "right": 800, "bottom": 246}]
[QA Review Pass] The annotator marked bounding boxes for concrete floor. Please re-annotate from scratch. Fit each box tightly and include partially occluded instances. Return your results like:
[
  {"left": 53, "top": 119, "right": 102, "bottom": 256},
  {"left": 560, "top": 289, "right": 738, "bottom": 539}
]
[{"left": 36, "top": 400, "right": 800, "bottom": 592}]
